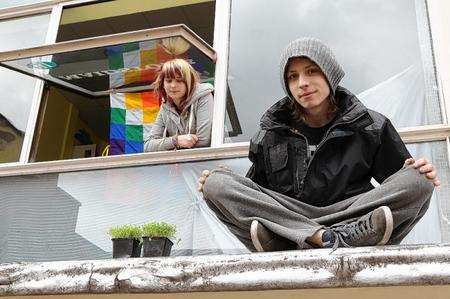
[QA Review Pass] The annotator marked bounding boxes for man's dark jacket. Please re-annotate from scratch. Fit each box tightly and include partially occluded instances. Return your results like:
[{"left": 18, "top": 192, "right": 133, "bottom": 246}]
[{"left": 246, "top": 86, "right": 411, "bottom": 207}]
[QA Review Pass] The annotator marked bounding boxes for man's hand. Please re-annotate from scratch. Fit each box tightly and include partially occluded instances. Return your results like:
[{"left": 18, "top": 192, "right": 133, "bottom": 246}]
[
  {"left": 404, "top": 157, "right": 440, "bottom": 187},
  {"left": 177, "top": 134, "right": 198, "bottom": 148},
  {"left": 197, "top": 170, "right": 211, "bottom": 192},
  {"left": 197, "top": 165, "right": 231, "bottom": 193}
]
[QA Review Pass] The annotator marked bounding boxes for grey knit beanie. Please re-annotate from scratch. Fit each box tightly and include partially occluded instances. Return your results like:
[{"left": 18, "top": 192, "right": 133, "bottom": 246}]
[{"left": 280, "top": 37, "right": 344, "bottom": 97}]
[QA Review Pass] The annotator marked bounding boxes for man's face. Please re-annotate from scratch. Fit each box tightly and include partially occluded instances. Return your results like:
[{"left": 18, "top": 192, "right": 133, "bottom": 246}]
[{"left": 286, "top": 57, "right": 331, "bottom": 113}]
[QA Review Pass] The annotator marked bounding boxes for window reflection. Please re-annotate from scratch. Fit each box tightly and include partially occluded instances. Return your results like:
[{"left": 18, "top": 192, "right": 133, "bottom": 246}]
[
  {"left": 5, "top": 35, "right": 215, "bottom": 94},
  {"left": 0, "top": 13, "right": 50, "bottom": 163}
]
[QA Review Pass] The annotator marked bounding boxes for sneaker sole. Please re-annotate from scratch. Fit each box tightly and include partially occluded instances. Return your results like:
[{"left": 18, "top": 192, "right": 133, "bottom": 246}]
[
  {"left": 377, "top": 206, "right": 394, "bottom": 245},
  {"left": 250, "top": 220, "right": 265, "bottom": 252}
]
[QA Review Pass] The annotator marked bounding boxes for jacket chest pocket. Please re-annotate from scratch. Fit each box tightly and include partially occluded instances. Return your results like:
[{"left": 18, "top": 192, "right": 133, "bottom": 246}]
[
  {"left": 269, "top": 143, "right": 288, "bottom": 171},
  {"left": 267, "top": 143, "right": 292, "bottom": 193}
]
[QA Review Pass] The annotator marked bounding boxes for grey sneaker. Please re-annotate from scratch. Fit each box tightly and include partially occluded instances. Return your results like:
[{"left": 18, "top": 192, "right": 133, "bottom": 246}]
[
  {"left": 322, "top": 206, "right": 394, "bottom": 249},
  {"left": 250, "top": 220, "right": 297, "bottom": 252}
]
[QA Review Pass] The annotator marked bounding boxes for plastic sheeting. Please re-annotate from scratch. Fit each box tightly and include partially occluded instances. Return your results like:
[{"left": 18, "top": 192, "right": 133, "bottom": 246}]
[
  {"left": 357, "top": 64, "right": 427, "bottom": 128},
  {"left": 0, "top": 150, "right": 446, "bottom": 262},
  {"left": 57, "top": 160, "right": 251, "bottom": 256},
  {"left": 358, "top": 63, "right": 445, "bottom": 244}
]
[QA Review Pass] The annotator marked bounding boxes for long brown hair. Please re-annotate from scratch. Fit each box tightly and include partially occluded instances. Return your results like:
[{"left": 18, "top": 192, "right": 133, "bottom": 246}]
[
  {"left": 154, "top": 59, "right": 200, "bottom": 110},
  {"left": 288, "top": 94, "right": 339, "bottom": 124}
]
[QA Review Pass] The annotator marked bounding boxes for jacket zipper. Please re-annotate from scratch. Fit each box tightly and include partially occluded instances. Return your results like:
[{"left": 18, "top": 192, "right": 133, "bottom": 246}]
[{"left": 289, "top": 128, "right": 309, "bottom": 194}]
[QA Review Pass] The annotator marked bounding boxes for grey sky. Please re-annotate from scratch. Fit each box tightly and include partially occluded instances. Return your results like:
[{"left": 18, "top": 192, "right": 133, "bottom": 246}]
[{"left": 227, "top": 0, "right": 425, "bottom": 142}]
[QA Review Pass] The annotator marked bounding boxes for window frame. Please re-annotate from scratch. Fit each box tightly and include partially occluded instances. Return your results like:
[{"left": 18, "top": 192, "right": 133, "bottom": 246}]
[
  {"left": 0, "top": 144, "right": 248, "bottom": 177},
  {"left": 0, "top": 1, "right": 55, "bottom": 20},
  {"left": 427, "top": 0, "right": 450, "bottom": 124},
  {"left": 0, "top": 0, "right": 448, "bottom": 178},
  {"left": 426, "top": 0, "right": 450, "bottom": 183},
  {"left": 210, "top": 0, "right": 230, "bottom": 147}
]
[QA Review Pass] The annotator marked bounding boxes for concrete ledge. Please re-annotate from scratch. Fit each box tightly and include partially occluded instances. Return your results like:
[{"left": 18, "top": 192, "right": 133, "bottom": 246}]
[{"left": 1, "top": 244, "right": 450, "bottom": 296}]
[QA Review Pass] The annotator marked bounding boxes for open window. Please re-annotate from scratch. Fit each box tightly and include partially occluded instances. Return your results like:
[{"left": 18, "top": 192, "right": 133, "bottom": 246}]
[{"left": 0, "top": 24, "right": 217, "bottom": 161}]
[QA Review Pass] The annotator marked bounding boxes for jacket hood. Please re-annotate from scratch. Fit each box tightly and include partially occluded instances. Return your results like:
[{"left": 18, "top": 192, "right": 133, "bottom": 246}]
[
  {"left": 185, "top": 82, "right": 214, "bottom": 111},
  {"left": 260, "top": 86, "right": 368, "bottom": 131}
]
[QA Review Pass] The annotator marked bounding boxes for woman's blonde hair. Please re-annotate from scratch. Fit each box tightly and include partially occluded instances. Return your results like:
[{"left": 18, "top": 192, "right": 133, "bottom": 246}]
[{"left": 154, "top": 59, "right": 200, "bottom": 105}]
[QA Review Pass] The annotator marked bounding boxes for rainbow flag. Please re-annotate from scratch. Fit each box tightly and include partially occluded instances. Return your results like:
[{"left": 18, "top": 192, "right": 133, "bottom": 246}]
[
  {"left": 109, "top": 91, "right": 160, "bottom": 155},
  {"left": 107, "top": 40, "right": 171, "bottom": 155},
  {"left": 107, "top": 37, "right": 215, "bottom": 155}
]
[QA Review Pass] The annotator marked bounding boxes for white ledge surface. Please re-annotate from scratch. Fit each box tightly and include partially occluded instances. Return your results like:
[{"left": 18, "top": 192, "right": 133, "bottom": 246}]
[{"left": 1, "top": 244, "right": 450, "bottom": 296}]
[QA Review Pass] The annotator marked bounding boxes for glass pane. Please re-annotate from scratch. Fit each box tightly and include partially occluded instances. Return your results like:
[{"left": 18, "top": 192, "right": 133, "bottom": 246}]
[
  {"left": 2, "top": 34, "right": 215, "bottom": 95},
  {"left": 404, "top": 141, "right": 450, "bottom": 244},
  {"left": 0, "top": 0, "right": 47, "bottom": 9},
  {"left": 226, "top": 0, "right": 441, "bottom": 143},
  {"left": 0, "top": 13, "right": 50, "bottom": 163},
  {"left": 0, "top": 13, "right": 49, "bottom": 52},
  {"left": 1, "top": 144, "right": 447, "bottom": 263},
  {"left": 0, "top": 159, "right": 249, "bottom": 263}
]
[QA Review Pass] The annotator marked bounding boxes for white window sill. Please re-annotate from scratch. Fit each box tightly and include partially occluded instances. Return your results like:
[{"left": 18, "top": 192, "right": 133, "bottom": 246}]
[{"left": 1, "top": 244, "right": 449, "bottom": 296}]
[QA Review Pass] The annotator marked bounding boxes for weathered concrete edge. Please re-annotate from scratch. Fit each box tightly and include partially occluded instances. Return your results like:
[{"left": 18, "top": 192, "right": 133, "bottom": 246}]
[{"left": 1, "top": 244, "right": 450, "bottom": 296}]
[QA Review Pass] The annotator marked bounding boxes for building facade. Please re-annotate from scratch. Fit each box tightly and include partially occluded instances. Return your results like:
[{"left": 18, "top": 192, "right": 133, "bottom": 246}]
[{"left": 0, "top": 0, "right": 449, "bottom": 265}]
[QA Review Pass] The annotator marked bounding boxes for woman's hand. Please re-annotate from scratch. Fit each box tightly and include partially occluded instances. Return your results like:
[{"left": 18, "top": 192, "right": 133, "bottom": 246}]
[
  {"left": 177, "top": 134, "right": 198, "bottom": 148},
  {"left": 404, "top": 158, "right": 440, "bottom": 187},
  {"left": 197, "top": 170, "right": 211, "bottom": 192}
]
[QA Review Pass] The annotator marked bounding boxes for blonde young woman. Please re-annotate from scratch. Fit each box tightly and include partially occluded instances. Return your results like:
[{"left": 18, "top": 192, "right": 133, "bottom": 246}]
[
  {"left": 144, "top": 59, "right": 214, "bottom": 152},
  {"left": 198, "top": 38, "right": 439, "bottom": 252}
]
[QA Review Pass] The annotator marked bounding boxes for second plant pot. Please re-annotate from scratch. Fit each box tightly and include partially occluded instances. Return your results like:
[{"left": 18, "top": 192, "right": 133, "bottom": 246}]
[{"left": 142, "top": 237, "right": 173, "bottom": 257}]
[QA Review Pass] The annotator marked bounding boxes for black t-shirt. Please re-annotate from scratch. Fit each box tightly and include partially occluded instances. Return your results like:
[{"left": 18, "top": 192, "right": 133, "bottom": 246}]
[{"left": 295, "top": 120, "right": 333, "bottom": 161}]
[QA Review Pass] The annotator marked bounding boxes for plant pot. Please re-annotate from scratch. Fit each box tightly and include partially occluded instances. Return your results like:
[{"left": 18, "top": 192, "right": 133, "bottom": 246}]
[
  {"left": 142, "top": 237, "right": 173, "bottom": 257},
  {"left": 112, "top": 238, "right": 141, "bottom": 258}
]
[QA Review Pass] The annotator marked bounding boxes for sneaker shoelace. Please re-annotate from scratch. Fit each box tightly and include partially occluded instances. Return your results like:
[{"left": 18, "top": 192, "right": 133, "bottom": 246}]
[{"left": 329, "top": 214, "right": 375, "bottom": 250}]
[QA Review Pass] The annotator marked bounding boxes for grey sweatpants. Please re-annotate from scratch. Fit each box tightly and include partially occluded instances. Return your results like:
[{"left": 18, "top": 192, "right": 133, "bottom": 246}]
[{"left": 202, "top": 165, "right": 434, "bottom": 250}]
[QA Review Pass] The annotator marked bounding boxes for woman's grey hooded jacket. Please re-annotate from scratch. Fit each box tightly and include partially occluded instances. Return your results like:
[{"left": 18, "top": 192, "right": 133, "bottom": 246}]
[{"left": 144, "top": 83, "right": 214, "bottom": 152}]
